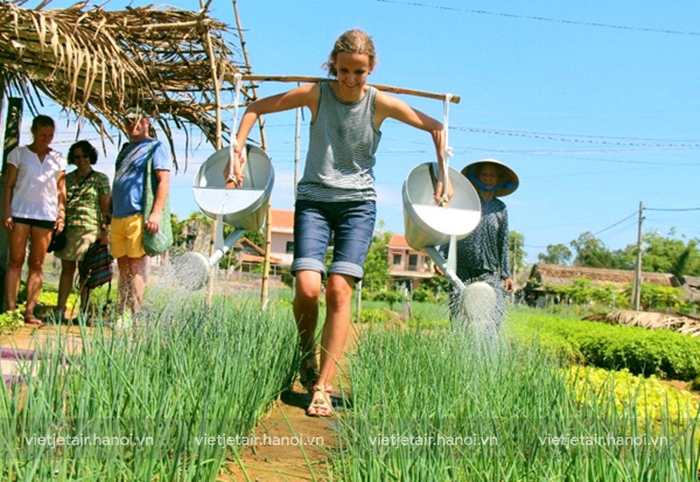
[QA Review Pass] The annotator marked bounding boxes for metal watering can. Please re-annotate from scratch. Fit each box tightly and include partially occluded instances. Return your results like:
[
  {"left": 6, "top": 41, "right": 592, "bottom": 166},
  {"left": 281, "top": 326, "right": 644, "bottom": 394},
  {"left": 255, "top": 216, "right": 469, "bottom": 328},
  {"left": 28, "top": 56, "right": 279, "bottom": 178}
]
[
  {"left": 401, "top": 162, "right": 481, "bottom": 291},
  {"left": 174, "top": 143, "right": 275, "bottom": 291}
]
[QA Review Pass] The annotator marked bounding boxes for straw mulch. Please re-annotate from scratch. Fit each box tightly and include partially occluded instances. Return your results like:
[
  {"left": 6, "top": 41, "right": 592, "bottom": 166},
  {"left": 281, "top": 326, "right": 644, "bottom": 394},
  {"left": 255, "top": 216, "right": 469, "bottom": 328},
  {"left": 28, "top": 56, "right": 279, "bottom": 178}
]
[
  {"left": 583, "top": 310, "right": 700, "bottom": 337},
  {"left": 0, "top": 1, "right": 249, "bottom": 167}
]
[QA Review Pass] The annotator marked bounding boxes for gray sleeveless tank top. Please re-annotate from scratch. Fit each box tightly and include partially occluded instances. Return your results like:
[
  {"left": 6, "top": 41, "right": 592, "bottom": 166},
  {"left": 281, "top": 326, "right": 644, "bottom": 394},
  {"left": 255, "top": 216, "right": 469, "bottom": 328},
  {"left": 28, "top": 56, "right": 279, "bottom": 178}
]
[{"left": 296, "top": 82, "right": 381, "bottom": 202}]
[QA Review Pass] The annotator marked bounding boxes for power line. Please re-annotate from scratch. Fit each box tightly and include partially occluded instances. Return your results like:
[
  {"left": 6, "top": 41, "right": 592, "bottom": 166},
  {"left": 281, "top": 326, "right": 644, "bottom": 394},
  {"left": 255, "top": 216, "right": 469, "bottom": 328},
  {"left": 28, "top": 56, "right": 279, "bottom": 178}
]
[
  {"left": 379, "top": 138, "right": 698, "bottom": 164},
  {"left": 376, "top": 0, "right": 700, "bottom": 36},
  {"left": 452, "top": 126, "right": 700, "bottom": 148},
  {"left": 592, "top": 211, "right": 638, "bottom": 236},
  {"left": 645, "top": 207, "right": 700, "bottom": 212},
  {"left": 463, "top": 128, "right": 698, "bottom": 144}
]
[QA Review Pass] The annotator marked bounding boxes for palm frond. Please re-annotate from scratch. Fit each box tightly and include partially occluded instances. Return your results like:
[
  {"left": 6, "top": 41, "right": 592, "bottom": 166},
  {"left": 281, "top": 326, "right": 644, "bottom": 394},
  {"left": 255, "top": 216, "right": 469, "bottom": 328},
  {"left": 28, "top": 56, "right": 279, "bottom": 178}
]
[{"left": 0, "top": 1, "right": 250, "bottom": 168}]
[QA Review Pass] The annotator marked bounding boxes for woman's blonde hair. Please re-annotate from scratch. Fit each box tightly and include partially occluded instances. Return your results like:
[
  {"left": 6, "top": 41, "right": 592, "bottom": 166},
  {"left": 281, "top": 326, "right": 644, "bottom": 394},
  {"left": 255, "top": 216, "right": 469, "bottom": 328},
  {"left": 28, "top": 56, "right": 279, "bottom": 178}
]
[{"left": 324, "top": 29, "right": 377, "bottom": 77}]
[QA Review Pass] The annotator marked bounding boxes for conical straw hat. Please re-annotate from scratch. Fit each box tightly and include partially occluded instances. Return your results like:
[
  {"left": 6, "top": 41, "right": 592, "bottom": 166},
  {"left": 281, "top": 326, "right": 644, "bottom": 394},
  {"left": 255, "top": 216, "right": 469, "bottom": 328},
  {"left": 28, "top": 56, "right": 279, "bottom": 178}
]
[{"left": 460, "top": 158, "right": 519, "bottom": 197}]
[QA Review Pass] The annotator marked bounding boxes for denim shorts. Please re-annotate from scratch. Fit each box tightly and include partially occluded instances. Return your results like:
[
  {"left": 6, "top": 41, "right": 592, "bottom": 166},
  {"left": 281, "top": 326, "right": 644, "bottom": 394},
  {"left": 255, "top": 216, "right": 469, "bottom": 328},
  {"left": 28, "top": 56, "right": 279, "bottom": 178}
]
[{"left": 291, "top": 200, "right": 376, "bottom": 279}]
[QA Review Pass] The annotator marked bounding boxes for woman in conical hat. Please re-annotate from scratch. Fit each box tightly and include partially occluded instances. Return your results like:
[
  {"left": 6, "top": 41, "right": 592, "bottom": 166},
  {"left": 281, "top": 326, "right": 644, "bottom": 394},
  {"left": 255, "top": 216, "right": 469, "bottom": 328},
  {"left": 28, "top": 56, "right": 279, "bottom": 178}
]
[
  {"left": 461, "top": 158, "right": 519, "bottom": 198},
  {"left": 442, "top": 159, "right": 519, "bottom": 329}
]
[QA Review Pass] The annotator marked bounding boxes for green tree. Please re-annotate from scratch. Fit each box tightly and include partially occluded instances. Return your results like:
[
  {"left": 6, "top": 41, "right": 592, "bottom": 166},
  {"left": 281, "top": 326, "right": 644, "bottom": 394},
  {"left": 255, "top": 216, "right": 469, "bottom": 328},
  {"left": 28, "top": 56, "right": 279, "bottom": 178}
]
[
  {"left": 413, "top": 274, "right": 450, "bottom": 303},
  {"left": 605, "top": 229, "right": 700, "bottom": 275},
  {"left": 641, "top": 230, "right": 700, "bottom": 276},
  {"left": 243, "top": 228, "right": 264, "bottom": 248},
  {"left": 673, "top": 240, "right": 699, "bottom": 278},
  {"left": 509, "top": 230, "right": 526, "bottom": 274},
  {"left": 538, "top": 243, "right": 572, "bottom": 265},
  {"left": 621, "top": 282, "right": 687, "bottom": 311},
  {"left": 609, "top": 246, "right": 635, "bottom": 270},
  {"left": 571, "top": 231, "right": 615, "bottom": 268},
  {"left": 362, "top": 230, "right": 392, "bottom": 296},
  {"left": 170, "top": 213, "right": 187, "bottom": 247}
]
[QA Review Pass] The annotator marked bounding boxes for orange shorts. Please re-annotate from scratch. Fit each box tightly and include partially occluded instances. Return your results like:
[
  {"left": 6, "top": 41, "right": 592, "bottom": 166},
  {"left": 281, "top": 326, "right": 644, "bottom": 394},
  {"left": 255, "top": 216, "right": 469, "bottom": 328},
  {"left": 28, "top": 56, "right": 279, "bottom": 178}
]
[{"left": 110, "top": 214, "right": 146, "bottom": 259}]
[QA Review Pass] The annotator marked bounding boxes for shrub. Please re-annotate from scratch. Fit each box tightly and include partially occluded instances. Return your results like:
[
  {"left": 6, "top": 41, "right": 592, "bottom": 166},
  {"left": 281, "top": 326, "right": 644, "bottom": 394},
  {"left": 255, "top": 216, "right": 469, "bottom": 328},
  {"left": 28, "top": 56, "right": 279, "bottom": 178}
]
[
  {"left": 0, "top": 307, "right": 24, "bottom": 333},
  {"left": 507, "top": 312, "right": 700, "bottom": 381},
  {"left": 691, "top": 376, "right": 700, "bottom": 392},
  {"left": 358, "top": 308, "right": 394, "bottom": 324}
]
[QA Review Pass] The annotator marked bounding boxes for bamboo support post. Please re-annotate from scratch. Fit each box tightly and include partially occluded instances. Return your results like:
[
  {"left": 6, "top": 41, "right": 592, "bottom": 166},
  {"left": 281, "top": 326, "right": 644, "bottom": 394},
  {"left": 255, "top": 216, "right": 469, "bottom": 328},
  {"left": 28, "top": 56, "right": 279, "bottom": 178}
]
[
  {"left": 201, "top": 0, "right": 222, "bottom": 304},
  {"left": 232, "top": 0, "right": 273, "bottom": 310}
]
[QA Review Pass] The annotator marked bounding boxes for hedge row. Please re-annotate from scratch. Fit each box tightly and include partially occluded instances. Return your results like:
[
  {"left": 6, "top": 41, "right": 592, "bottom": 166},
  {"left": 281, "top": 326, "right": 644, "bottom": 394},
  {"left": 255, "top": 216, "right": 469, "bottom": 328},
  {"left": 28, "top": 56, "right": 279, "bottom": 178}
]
[{"left": 506, "top": 311, "right": 700, "bottom": 381}]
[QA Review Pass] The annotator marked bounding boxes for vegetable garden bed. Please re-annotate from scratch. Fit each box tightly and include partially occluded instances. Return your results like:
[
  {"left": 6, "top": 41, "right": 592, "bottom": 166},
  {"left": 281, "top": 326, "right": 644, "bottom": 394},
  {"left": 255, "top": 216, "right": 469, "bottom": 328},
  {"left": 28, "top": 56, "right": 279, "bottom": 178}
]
[{"left": 3, "top": 297, "right": 698, "bottom": 481}]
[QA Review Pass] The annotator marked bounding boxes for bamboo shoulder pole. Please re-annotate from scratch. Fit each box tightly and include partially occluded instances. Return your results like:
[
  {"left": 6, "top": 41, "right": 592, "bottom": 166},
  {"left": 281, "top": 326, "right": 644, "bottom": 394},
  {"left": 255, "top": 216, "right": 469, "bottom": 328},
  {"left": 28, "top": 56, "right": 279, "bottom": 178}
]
[{"left": 235, "top": 75, "right": 460, "bottom": 104}]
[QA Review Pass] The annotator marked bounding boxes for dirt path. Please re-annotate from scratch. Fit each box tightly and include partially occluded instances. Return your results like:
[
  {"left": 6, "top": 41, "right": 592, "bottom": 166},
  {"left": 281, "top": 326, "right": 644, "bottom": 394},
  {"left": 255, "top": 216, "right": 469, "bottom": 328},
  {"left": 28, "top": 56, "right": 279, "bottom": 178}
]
[
  {"left": 1, "top": 322, "right": 86, "bottom": 376},
  {"left": 226, "top": 324, "right": 365, "bottom": 481},
  {"left": 224, "top": 384, "right": 337, "bottom": 481}
]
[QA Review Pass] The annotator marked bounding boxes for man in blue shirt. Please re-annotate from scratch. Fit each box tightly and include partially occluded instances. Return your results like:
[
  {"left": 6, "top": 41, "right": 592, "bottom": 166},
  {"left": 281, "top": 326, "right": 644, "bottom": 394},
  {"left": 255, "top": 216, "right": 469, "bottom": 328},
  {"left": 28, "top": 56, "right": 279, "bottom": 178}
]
[{"left": 110, "top": 107, "right": 171, "bottom": 319}]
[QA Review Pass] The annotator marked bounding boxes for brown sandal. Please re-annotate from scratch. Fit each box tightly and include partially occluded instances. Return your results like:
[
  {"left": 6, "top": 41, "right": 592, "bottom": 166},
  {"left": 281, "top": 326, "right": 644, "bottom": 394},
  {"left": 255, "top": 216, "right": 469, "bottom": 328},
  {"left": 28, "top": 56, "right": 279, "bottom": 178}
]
[{"left": 306, "top": 385, "right": 333, "bottom": 417}]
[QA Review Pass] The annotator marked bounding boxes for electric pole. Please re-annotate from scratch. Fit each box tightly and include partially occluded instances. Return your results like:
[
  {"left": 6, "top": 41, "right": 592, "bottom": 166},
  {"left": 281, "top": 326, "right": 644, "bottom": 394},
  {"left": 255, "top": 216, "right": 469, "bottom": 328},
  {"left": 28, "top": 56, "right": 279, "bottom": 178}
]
[{"left": 632, "top": 201, "right": 644, "bottom": 310}]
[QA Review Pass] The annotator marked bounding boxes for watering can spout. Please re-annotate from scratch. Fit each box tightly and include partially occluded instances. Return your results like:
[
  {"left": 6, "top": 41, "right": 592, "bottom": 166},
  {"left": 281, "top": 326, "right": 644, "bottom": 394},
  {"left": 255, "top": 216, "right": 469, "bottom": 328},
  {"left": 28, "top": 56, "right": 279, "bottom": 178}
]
[
  {"left": 425, "top": 246, "right": 466, "bottom": 292},
  {"left": 209, "top": 226, "right": 247, "bottom": 267}
]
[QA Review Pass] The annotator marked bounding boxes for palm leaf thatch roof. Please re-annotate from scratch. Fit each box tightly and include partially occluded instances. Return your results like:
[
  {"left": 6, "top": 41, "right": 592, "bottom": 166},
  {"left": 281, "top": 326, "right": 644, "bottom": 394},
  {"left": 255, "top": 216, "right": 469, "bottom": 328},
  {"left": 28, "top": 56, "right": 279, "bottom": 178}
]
[
  {"left": 680, "top": 275, "right": 700, "bottom": 303},
  {"left": 0, "top": 0, "right": 250, "bottom": 167},
  {"left": 528, "top": 263, "right": 677, "bottom": 290},
  {"left": 583, "top": 310, "right": 700, "bottom": 337}
]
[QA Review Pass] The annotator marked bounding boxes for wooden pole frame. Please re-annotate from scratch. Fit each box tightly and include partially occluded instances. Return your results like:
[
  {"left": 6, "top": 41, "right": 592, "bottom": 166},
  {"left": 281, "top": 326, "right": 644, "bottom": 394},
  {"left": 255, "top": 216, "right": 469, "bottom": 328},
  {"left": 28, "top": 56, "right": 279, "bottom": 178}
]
[
  {"left": 237, "top": 75, "right": 461, "bottom": 104},
  {"left": 232, "top": 0, "right": 274, "bottom": 310},
  {"left": 201, "top": 0, "right": 223, "bottom": 304},
  {"left": 632, "top": 201, "right": 644, "bottom": 311}
]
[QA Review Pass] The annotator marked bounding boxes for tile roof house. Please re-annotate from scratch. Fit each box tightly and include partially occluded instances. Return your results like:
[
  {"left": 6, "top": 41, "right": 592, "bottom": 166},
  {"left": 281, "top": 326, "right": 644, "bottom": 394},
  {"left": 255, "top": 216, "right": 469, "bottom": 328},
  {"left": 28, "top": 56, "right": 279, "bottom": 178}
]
[
  {"left": 526, "top": 263, "right": 677, "bottom": 290},
  {"left": 387, "top": 234, "right": 435, "bottom": 289}
]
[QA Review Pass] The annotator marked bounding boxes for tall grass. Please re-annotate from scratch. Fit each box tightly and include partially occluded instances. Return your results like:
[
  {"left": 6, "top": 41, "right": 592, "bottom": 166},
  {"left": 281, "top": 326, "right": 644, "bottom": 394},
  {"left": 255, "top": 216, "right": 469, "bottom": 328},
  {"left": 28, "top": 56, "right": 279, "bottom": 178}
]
[
  {"left": 0, "top": 291, "right": 299, "bottom": 481},
  {"left": 334, "top": 325, "right": 700, "bottom": 481}
]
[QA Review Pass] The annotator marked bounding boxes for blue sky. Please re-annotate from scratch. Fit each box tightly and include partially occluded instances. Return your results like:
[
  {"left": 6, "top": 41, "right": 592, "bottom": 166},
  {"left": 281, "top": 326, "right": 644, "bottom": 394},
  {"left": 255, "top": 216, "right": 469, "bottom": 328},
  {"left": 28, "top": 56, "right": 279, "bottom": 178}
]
[{"left": 8, "top": 0, "right": 700, "bottom": 263}]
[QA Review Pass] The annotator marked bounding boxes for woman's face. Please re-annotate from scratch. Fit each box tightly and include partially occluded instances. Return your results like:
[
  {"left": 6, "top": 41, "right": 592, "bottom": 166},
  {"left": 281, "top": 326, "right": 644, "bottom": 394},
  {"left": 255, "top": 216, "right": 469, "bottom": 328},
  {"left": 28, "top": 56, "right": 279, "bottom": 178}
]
[
  {"left": 334, "top": 52, "right": 372, "bottom": 99},
  {"left": 32, "top": 126, "right": 55, "bottom": 151},
  {"left": 72, "top": 147, "right": 92, "bottom": 172},
  {"left": 478, "top": 164, "right": 500, "bottom": 190}
]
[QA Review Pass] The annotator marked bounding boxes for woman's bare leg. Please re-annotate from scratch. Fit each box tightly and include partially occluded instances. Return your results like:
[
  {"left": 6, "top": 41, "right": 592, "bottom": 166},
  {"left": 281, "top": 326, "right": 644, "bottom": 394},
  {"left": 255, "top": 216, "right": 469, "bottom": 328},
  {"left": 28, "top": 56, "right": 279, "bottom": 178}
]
[
  {"left": 4, "top": 223, "right": 30, "bottom": 312},
  {"left": 293, "top": 270, "right": 323, "bottom": 356},
  {"left": 57, "top": 260, "right": 77, "bottom": 314},
  {"left": 25, "top": 226, "right": 52, "bottom": 319},
  {"left": 317, "top": 273, "right": 353, "bottom": 387}
]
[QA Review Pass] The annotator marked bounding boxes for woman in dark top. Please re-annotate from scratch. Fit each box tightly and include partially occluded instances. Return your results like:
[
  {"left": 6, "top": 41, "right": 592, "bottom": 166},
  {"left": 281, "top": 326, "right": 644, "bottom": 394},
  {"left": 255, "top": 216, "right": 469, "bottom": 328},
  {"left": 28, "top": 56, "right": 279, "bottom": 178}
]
[{"left": 443, "top": 159, "right": 518, "bottom": 328}]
